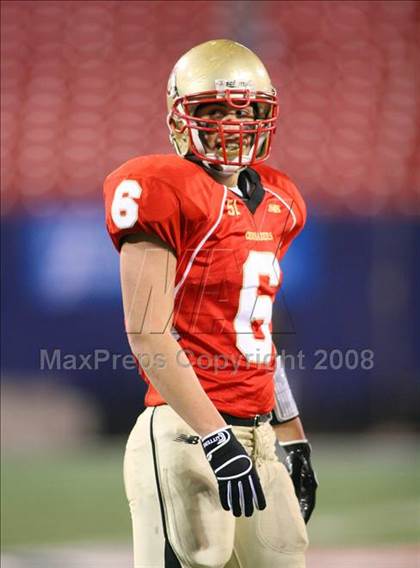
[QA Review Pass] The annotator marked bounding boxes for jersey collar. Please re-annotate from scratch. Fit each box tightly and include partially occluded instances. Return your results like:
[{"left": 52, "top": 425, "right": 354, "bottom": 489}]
[{"left": 185, "top": 155, "right": 265, "bottom": 215}]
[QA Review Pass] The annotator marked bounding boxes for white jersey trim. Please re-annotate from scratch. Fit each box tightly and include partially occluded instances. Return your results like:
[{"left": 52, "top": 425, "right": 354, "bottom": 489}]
[
  {"left": 264, "top": 186, "right": 297, "bottom": 232},
  {"left": 228, "top": 185, "right": 243, "bottom": 198},
  {"left": 174, "top": 186, "right": 228, "bottom": 297}
]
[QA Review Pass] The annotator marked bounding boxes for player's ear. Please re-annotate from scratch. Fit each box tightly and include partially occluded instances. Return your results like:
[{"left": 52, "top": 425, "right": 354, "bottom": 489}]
[
  {"left": 167, "top": 115, "right": 190, "bottom": 156},
  {"left": 168, "top": 115, "right": 185, "bottom": 133}
]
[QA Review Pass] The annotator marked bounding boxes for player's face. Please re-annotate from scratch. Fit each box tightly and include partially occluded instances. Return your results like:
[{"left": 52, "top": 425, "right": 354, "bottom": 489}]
[{"left": 194, "top": 102, "right": 256, "bottom": 162}]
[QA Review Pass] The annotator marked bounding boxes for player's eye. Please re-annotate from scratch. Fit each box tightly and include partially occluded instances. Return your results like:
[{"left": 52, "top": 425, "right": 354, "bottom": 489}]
[
  {"left": 208, "top": 110, "right": 224, "bottom": 119},
  {"left": 194, "top": 118, "right": 215, "bottom": 130}
]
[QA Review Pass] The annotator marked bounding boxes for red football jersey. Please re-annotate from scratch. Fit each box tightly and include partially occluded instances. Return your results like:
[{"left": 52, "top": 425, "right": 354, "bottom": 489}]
[{"left": 104, "top": 155, "right": 306, "bottom": 417}]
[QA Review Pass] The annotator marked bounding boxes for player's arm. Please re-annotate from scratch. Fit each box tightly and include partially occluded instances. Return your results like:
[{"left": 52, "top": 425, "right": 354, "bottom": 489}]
[
  {"left": 273, "top": 415, "right": 306, "bottom": 442},
  {"left": 120, "top": 232, "right": 266, "bottom": 517},
  {"left": 271, "top": 356, "right": 318, "bottom": 523},
  {"left": 120, "top": 232, "right": 225, "bottom": 436}
]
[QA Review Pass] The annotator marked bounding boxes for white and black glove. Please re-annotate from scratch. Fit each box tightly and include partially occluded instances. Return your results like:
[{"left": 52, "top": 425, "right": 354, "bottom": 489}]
[
  {"left": 201, "top": 426, "right": 266, "bottom": 517},
  {"left": 282, "top": 441, "right": 318, "bottom": 523}
]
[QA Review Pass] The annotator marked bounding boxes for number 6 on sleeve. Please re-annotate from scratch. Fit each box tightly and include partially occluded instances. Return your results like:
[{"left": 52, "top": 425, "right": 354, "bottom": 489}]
[{"left": 111, "top": 179, "right": 142, "bottom": 229}]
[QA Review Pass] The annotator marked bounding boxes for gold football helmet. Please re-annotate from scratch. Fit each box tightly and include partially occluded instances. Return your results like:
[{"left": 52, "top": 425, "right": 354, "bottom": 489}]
[{"left": 167, "top": 39, "right": 278, "bottom": 172}]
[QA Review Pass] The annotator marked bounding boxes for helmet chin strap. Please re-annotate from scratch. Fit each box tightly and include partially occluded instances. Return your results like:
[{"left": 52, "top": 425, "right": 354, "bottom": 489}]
[{"left": 203, "top": 159, "right": 247, "bottom": 176}]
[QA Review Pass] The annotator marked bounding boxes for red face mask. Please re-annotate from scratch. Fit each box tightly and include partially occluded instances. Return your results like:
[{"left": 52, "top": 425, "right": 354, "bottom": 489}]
[{"left": 169, "top": 89, "right": 279, "bottom": 168}]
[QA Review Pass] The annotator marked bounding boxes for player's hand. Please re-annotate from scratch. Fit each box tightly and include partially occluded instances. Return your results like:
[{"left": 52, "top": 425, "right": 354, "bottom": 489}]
[
  {"left": 201, "top": 426, "right": 266, "bottom": 517},
  {"left": 282, "top": 441, "right": 318, "bottom": 523}
]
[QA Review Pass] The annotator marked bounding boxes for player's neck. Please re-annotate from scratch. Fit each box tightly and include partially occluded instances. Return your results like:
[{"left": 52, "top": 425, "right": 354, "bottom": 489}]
[{"left": 207, "top": 170, "right": 239, "bottom": 188}]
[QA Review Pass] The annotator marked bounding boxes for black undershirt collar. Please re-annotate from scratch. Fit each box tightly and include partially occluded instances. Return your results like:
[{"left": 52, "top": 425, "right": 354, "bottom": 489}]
[{"left": 237, "top": 168, "right": 265, "bottom": 214}]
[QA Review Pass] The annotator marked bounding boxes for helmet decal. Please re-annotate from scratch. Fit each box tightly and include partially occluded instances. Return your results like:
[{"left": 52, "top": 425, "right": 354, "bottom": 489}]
[{"left": 167, "top": 70, "right": 179, "bottom": 100}]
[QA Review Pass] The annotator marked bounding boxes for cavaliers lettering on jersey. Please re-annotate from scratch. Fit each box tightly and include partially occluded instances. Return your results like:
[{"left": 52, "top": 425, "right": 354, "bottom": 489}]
[{"left": 104, "top": 155, "right": 306, "bottom": 417}]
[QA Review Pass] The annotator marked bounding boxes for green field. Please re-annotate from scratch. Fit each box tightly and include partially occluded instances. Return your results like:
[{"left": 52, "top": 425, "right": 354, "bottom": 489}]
[{"left": 2, "top": 435, "right": 419, "bottom": 550}]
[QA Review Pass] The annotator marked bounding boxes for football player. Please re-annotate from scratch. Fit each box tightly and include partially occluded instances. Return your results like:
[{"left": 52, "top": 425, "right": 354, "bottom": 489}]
[{"left": 104, "top": 39, "right": 317, "bottom": 568}]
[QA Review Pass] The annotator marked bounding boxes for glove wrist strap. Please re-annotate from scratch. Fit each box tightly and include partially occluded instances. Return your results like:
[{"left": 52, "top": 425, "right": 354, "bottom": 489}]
[{"left": 200, "top": 425, "right": 231, "bottom": 443}]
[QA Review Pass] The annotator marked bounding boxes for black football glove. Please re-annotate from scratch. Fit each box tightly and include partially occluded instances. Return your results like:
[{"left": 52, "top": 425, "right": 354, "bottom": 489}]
[
  {"left": 282, "top": 441, "right": 318, "bottom": 523},
  {"left": 201, "top": 426, "right": 266, "bottom": 517}
]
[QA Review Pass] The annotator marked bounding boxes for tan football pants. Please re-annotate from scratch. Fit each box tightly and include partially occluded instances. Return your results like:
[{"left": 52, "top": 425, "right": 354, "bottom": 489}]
[{"left": 124, "top": 405, "right": 308, "bottom": 568}]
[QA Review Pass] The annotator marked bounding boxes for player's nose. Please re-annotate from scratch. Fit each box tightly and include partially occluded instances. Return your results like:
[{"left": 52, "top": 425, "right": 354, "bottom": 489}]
[{"left": 222, "top": 115, "right": 239, "bottom": 133}]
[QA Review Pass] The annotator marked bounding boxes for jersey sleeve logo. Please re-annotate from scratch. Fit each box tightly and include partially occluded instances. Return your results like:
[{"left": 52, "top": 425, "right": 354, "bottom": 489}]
[{"left": 268, "top": 202, "right": 281, "bottom": 213}]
